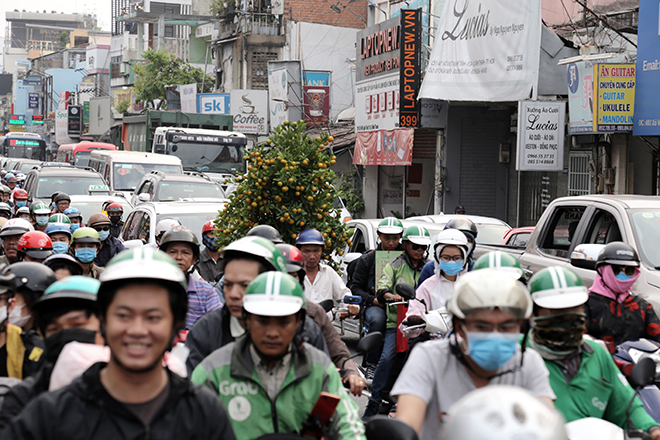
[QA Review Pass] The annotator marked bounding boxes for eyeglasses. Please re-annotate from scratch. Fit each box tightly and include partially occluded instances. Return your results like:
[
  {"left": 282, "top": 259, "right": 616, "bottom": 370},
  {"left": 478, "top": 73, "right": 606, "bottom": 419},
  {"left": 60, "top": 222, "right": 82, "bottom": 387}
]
[
  {"left": 612, "top": 264, "right": 637, "bottom": 277},
  {"left": 411, "top": 243, "right": 428, "bottom": 251},
  {"left": 94, "top": 227, "right": 110, "bottom": 232},
  {"left": 439, "top": 255, "right": 463, "bottom": 262},
  {"left": 464, "top": 320, "right": 520, "bottom": 333}
]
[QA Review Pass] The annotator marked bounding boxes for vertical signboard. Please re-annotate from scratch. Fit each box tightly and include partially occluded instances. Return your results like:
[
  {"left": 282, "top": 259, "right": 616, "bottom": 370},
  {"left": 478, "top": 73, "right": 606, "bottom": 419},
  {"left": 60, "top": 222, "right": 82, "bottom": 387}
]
[
  {"left": 268, "top": 60, "right": 303, "bottom": 131},
  {"left": 230, "top": 89, "right": 269, "bottom": 134},
  {"left": 302, "top": 71, "right": 331, "bottom": 125},
  {"left": 516, "top": 100, "right": 565, "bottom": 172},
  {"left": 67, "top": 105, "right": 82, "bottom": 138},
  {"left": 180, "top": 84, "right": 198, "bottom": 113},
  {"left": 399, "top": 8, "right": 421, "bottom": 128},
  {"left": 634, "top": 0, "right": 660, "bottom": 135},
  {"left": 592, "top": 64, "right": 635, "bottom": 133},
  {"left": 28, "top": 93, "right": 39, "bottom": 110}
]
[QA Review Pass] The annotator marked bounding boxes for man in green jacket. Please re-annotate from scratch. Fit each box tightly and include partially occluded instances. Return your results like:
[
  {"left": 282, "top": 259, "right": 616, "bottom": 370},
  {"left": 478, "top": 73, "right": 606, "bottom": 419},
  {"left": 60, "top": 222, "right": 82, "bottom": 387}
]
[
  {"left": 528, "top": 266, "right": 660, "bottom": 439},
  {"left": 192, "top": 271, "right": 365, "bottom": 440}
]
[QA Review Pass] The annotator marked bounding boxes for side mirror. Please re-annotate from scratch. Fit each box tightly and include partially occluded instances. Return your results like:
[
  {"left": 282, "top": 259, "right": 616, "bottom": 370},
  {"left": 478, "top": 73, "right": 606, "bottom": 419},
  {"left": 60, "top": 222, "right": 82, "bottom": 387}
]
[
  {"left": 318, "top": 299, "right": 334, "bottom": 313},
  {"left": 570, "top": 243, "right": 605, "bottom": 271},
  {"left": 343, "top": 252, "right": 361, "bottom": 265},
  {"left": 138, "top": 193, "right": 151, "bottom": 202},
  {"left": 123, "top": 239, "right": 144, "bottom": 250},
  {"left": 396, "top": 283, "right": 416, "bottom": 301},
  {"left": 356, "top": 331, "right": 384, "bottom": 355},
  {"left": 366, "top": 416, "right": 418, "bottom": 440},
  {"left": 629, "top": 357, "right": 656, "bottom": 390}
]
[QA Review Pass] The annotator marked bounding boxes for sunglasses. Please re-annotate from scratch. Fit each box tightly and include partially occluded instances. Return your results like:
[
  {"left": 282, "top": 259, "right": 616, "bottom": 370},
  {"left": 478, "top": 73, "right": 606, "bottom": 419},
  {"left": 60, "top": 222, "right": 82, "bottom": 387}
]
[
  {"left": 612, "top": 265, "right": 637, "bottom": 277},
  {"left": 411, "top": 243, "right": 428, "bottom": 251},
  {"left": 94, "top": 227, "right": 110, "bottom": 232}
]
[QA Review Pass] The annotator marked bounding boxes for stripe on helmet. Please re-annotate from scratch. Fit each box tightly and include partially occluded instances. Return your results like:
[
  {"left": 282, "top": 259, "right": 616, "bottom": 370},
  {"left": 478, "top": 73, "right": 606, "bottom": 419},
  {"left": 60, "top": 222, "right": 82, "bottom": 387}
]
[
  {"left": 547, "top": 266, "right": 567, "bottom": 290},
  {"left": 264, "top": 271, "right": 282, "bottom": 297}
]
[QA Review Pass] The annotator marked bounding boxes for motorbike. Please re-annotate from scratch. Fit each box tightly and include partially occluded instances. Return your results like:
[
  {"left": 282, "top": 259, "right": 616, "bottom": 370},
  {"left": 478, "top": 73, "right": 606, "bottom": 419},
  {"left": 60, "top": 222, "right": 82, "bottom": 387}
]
[
  {"left": 320, "top": 295, "right": 366, "bottom": 338},
  {"left": 341, "top": 331, "right": 383, "bottom": 392},
  {"left": 614, "top": 338, "right": 660, "bottom": 423},
  {"left": 394, "top": 283, "right": 453, "bottom": 338}
]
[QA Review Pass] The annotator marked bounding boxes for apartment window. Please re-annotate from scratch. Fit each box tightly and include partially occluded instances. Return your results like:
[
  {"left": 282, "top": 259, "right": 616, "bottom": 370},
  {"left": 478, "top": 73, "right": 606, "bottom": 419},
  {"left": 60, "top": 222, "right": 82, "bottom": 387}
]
[{"left": 250, "top": 52, "right": 278, "bottom": 90}]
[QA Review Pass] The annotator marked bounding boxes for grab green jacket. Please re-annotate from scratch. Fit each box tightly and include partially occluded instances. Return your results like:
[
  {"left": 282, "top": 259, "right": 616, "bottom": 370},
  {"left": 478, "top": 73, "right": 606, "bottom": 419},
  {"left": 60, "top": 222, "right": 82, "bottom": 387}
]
[
  {"left": 543, "top": 339, "right": 657, "bottom": 431},
  {"left": 191, "top": 335, "right": 365, "bottom": 440},
  {"left": 377, "top": 252, "right": 425, "bottom": 329}
]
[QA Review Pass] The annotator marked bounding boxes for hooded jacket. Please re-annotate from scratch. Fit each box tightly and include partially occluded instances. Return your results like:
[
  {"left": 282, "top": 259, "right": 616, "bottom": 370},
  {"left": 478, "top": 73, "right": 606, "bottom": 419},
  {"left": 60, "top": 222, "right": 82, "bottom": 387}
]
[{"left": 94, "top": 235, "right": 125, "bottom": 268}]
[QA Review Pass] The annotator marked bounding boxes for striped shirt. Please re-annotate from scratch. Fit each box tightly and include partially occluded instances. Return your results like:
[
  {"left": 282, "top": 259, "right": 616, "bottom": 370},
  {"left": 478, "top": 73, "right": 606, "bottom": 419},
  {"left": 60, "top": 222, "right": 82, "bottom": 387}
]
[
  {"left": 249, "top": 343, "right": 293, "bottom": 400},
  {"left": 186, "top": 275, "right": 222, "bottom": 329}
]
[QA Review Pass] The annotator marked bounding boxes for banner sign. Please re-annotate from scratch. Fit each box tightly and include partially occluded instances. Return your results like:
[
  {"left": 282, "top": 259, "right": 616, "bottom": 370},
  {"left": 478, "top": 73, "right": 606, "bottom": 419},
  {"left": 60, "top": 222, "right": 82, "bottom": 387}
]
[
  {"left": 197, "top": 93, "right": 230, "bottom": 114},
  {"left": 634, "top": 0, "right": 660, "bottom": 135},
  {"left": 8, "top": 115, "right": 25, "bottom": 126},
  {"left": 268, "top": 61, "right": 303, "bottom": 131},
  {"left": 230, "top": 89, "right": 268, "bottom": 134},
  {"left": 28, "top": 93, "right": 39, "bottom": 110},
  {"left": 516, "top": 100, "right": 565, "bottom": 172},
  {"left": 180, "top": 84, "right": 197, "bottom": 113},
  {"left": 592, "top": 64, "right": 635, "bottom": 133},
  {"left": 67, "top": 105, "right": 82, "bottom": 138},
  {"left": 354, "top": 128, "right": 414, "bottom": 166},
  {"left": 419, "top": 0, "right": 541, "bottom": 102},
  {"left": 356, "top": 73, "right": 399, "bottom": 132},
  {"left": 356, "top": 17, "right": 401, "bottom": 83},
  {"left": 399, "top": 9, "right": 422, "bottom": 128},
  {"left": 303, "top": 71, "right": 331, "bottom": 125},
  {"left": 55, "top": 110, "right": 75, "bottom": 144}
]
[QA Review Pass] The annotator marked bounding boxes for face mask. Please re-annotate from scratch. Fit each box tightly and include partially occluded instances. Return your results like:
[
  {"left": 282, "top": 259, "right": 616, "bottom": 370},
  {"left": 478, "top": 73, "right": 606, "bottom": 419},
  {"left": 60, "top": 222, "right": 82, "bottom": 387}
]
[
  {"left": 15, "top": 202, "right": 26, "bottom": 208},
  {"left": 440, "top": 260, "right": 464, "bottom": 276},
  {"left": 9, "top": 303, "right": 30, "bottom": 328},
  {"left": 109, "top": 216, "right": 121, "bottom": 225},
  {"left": 203, "top": 234, "right": 219, "bottom": 251},
  {"left": 531, "top": 312, "right": 586, "bottom": 360},
  {"left": 71, "top": 224, "right": 80, "bottom": 232},
  {"left": 45, "top": 328, "right": 98, "bottom": 363},
  {"left": 0, "top": 305, "right": 7, "bottom": 326},
  {"left": 615, "top": 272, "right": 632, "bottom": 281},
  {"left": 464, "top": 330, "right": 519, "bottom": 371},
  {"left": 36, "top": 216, "right": 49, "bottom": 226},
  {"left": 601, "top": 264, "right": 640, "bottom": 296},
  {"left": 51, "top": 202, "right": 57, "bottom": 210},
  {"left": 52, "top": 241, "right": 69, "bottom": 254},
  {"left": 75, "top": 248, "right": 96, "bottom": 264},
  {"left": 97, "top": 230, "right": 110, "bottom": 241}
]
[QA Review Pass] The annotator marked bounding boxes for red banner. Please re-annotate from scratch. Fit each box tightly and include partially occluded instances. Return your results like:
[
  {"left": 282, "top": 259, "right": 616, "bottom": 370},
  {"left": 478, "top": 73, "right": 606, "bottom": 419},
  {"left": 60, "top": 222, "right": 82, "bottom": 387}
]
[
  {"left": 303, "top": 85, "right": 330, "bottom": 124},
  {"left": 353, "top": 128, "right": 414, "bottom": 166}
]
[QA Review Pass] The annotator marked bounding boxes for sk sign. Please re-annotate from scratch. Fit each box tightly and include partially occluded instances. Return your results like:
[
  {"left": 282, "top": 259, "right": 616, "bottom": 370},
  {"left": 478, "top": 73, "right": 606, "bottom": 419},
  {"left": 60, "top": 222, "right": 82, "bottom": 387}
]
[{"left": 197, "top": 93, "right": 230, "bottom": 114}]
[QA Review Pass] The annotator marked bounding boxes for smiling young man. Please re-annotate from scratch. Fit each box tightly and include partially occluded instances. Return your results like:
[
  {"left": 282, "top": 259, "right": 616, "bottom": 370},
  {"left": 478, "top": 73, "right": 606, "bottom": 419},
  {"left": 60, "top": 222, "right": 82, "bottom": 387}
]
[
  {"left": 2, "top": 248, "right": 236, "bottom": 440},
  {"left": 192, "top": 272, "right": 364, "bottom": 440}
]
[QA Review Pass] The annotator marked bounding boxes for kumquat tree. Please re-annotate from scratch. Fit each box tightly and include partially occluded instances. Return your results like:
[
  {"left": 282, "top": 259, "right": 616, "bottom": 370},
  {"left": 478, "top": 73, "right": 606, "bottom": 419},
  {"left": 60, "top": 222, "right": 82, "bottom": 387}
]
[{"left": 215, "top": 120, "right": 352, "bottom": 269}]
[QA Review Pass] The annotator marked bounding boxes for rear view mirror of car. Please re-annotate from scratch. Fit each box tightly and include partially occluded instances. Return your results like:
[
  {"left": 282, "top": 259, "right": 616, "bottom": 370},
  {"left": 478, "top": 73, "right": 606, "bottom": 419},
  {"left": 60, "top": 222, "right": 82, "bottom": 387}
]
[{"left": 570, "top": 243, "right": 605, "bottom": 271}]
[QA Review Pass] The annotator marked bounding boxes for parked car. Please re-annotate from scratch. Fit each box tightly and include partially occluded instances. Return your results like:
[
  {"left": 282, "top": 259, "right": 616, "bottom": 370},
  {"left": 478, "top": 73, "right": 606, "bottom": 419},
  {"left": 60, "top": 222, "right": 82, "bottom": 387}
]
[
  {"left": 501, "top": 226, "right": 535, "bottom": 247},
  {"left": 11, "top": 159, "right": 42, "bottom": 174},
  {"left": 121, "top": 201, "right": 227, "bottom": 247},
  {"left": 24, "top": 165, "right": 108, "bottom": 204},
  {"left": 406, "top": 214, "right": 512, "bottom": 245},
  {"left": 69, "top": 194, "right": 133, "bottom": 225},
  {"left": 130, "top": 171, "right": 225, "bottom": 206}
]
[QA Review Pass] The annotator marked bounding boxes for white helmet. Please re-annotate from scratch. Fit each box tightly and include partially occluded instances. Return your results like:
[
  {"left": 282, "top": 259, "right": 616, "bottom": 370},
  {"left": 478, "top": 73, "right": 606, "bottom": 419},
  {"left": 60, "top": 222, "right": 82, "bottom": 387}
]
[
  {"left": 433, "top": 229, "right": 469, "bottom": 263},
  {"left": 441, "top": 385, "right": 568, "bottom": 440},
  {"left": 446, "top": 268, "right": 533, "bottom": 319},
  {"left": 155, "top": 218, "right": 181, "bottom": 237},
  {"left": 0, "top": 218, "right": 34, "bottom": 237}
]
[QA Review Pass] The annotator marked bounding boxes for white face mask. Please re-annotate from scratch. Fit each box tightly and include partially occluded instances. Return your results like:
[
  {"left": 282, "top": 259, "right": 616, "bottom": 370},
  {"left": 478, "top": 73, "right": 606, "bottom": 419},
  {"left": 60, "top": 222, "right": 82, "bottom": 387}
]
[
  {"left": 8, "top": 303, "right": 30, "bottom": 328},
  {"left": 0, "top": 306, "right": 7, "bottom": 325}
]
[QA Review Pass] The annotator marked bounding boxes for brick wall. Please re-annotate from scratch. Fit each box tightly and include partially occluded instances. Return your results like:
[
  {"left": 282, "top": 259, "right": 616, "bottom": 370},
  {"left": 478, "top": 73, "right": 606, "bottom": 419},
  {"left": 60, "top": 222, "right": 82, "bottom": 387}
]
[{"left": 285, "top": 0, "right": 367, "bottom": 29}]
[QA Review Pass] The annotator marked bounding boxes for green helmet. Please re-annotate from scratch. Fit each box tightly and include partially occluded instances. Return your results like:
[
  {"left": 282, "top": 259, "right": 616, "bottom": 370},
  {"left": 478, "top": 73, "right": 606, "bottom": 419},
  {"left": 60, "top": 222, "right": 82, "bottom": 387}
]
[
  {"left": 377, "top": 217, "right": 404, "bottom": 235},
  {"left": 528, "top": 266, "right": 588, "bottom": 309},
  {"left": 243, "top": 272, "right": 305, "bottom": 316},
  {"left": 32, "top": 203, "right": 51, "bottom": 215},
  {"left": 473, "top": 251, "right": 524, "bottom": 279},
  {"left": 220, "top": 236, "right": 287, "bottom": 273},
  {"left": 71, "top": 227, "right": 101, "bottom": 246},
  {"left": 34, "top": 275, "right": 100, "bottom": 313},
  {"left": 402, "top": 225, "right": 432, "bottom": 246},
  {"left": 48, "top": 213, "right": 71, "bottom": 225}
]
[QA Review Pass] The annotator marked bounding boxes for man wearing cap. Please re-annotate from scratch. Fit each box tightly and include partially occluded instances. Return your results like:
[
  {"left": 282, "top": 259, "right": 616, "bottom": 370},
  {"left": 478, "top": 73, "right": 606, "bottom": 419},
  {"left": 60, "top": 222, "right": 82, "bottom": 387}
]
[
  {"left": 453, "top": 205, "right": 466, "bottom": 215},
  {"left": 0, "top": 219, "right": 33, "bottom": 266},
  {"left": 528, "top": 267, "right": 660, "bottom": 439},
  {"left": 52, "top": 193, "right": 71, "bottom": 215},
  {"left": 192, "top": 272, "right": 364, "bottom": 440},
  {"left": 87, "top": 213, "right": 125, "bottom": 267}
]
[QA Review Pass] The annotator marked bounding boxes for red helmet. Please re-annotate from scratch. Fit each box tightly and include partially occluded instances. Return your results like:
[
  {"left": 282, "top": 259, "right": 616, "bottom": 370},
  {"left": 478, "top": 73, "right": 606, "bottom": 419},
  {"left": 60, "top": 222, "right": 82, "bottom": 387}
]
[
  {"left": 202, "top": 220, "right": 218, "bottom": 234},
  {"left": 17, "top": 231, "right": 54, "bottom": 260},
  {"left": 106, "top": 202, "right": 123, "bottom": 213},
  {"left": 276, "top": 243, "right": 305, "bottom": 272},
  {"left": 13, "top": 189, "right": 28, "bottom": 200}
]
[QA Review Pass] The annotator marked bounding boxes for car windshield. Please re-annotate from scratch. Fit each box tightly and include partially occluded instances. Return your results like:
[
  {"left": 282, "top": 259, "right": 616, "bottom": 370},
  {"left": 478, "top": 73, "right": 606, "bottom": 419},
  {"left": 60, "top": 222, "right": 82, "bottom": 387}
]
[
  {"left": 168, "top": 142, "right": 245, "bottom": 174},
  {"left": 19, "top": 162, "right": 40, "bottom": 173},
  {"left": 71, "top": 200, "right": 134, "bottom": 224},
  {"left": 157, "top": 182, "right": 223, "bottom": 201},
  {"left": 74, "top": 152, "right": 92, "bottom": 167},
  {"left": 113, "top": 163, "right": 182, "bottom": 191},
  {"left": 36, "top": 176, "right": 107, "bottom": 198},
  {"left": 628, "top": 209, "right": 660, "bottom": 268},
  {"left": 157, "top": 210, "right": 223, "bottom": 243}
]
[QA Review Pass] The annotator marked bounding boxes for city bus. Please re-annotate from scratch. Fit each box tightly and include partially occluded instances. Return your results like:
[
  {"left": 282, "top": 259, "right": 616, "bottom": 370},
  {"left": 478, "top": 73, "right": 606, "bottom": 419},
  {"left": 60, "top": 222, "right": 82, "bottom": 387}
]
[
  {"left": 1, "top": 133, "right": 47, "bottom": 161},
  {"left": 72, "top": 142, "right": 118, "bottom": 167}
]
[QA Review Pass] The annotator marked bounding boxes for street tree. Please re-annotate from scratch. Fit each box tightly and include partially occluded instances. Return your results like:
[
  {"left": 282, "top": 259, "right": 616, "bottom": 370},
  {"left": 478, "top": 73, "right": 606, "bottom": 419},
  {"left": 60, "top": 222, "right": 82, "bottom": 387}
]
[
  {"left": 132, "top": 49, "right": 214, "bottom": 109},
  {"left": 215, "top": 121, "right": 351, "bottom": 269}
]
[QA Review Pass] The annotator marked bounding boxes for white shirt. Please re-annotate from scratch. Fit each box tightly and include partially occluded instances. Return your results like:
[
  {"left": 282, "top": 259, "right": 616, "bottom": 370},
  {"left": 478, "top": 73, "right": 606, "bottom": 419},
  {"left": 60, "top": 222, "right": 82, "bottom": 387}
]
[{"left": 303, "top": 263, "right": 351, "bottom": 304}]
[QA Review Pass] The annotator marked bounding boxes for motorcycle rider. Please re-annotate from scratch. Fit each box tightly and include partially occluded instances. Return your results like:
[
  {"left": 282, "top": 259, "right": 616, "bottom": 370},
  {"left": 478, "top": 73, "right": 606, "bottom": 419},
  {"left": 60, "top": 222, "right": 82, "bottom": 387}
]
[
  {"left": 5, "top": 175, "right": 17, "bottom": 193},
  {"left": 350, "top": 217, "right": 404, "bottom": 377},
  {"left": 585, "top": 242, "right": 660, "bottom": 346},
  {"left": 528, "top": 266, "right": 660, "bottom": 439},
  {"left": 45, "top": 223, "right": 72, "bottom": 255},
  {"left": 154, "top": 218, "right": 181, "bottom": 246},
  {"left": 0, "top": 219, "right": 33, "bottom": 266},
  {"left": 87, "top": 213, "right": 125, "bottom": 267},
  {"left": 52, "top": 193, "right": 71, "bottom": 214},
  {"left": 69, "top": 228, "right": 104, "bottom": 279},
  {"left": 63, "top": 208, "right": 83, "bottom": 232},
  {"left": 30, "top": 203, "right": 51, "bottom": 233},
  {"left": 246, "top": 224, "right": 284, "bottom": 243},
  {"left": 197, "top": 220, "right": 221, "bottom": 286},
  {"left": 13, "top": 207, "right": 30, "bottom": 221},
  {"left": 416, "top": 217, "right": 479, "bottom": 287},
  {"left": 472, "top": 250, "right": 527, "bottom": 283},
  {"left": 43, "top": 254, "right": 83, "bottom": 280},
  {"left": 400, "top": 229, "right": 469, "bottom": 339},
  {"left": 192, "top": 271, "right": 364, "bottom": 440},
  {"left": 158, "top": 225, "right": 221, "bottom": 329},
  {"left": 3, "top": 248, "right": 237, "bottom": 439},
  {"left": 392, "top": 269, "right": 555, "bottom": 440},
  {"left": 106, "top": 203, "right": 124, "bottom": 239},
  {"left": 0, "top": 203, "right": 11, "bottom": 220},
  {"left": 11, "top": 189, "right": 28, "bottom": 216},
  {"left": 363, "top": 225, "right": 431, "bottom": 420},
  {"left": 16, "top": 231, "right": 54, "bottom": 263}
]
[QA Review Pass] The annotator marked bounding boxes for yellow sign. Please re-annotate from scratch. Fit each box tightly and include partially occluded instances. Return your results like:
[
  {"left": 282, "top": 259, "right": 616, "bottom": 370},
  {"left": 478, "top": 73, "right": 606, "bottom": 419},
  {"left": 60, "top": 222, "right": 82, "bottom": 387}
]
[
  {"left": 114, "top": 89, "right": 133, "bottom": 107},
  {"left": 593, "top": 63, "right": 635, "bottom": 133}
]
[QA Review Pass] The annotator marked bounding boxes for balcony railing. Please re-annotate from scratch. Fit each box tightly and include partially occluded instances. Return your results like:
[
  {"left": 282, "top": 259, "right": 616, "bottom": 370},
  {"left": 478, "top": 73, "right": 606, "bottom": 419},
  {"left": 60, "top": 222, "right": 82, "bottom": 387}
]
[{"left": 218, "top": 12, "right": 283, "bottom": 39}]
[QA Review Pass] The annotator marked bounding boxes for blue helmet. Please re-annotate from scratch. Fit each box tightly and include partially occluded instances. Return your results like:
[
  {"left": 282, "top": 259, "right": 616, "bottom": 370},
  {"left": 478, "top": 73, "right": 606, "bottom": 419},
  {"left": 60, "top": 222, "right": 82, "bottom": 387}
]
[
  {"left": 45, "top": 222, "right": 72, "bottom": 237},
  {"left": 295, "top": 229, "right": 325, "bottom": 247},
  {"left": 64, "top": 207, "right": 82, "bottom": 220}
]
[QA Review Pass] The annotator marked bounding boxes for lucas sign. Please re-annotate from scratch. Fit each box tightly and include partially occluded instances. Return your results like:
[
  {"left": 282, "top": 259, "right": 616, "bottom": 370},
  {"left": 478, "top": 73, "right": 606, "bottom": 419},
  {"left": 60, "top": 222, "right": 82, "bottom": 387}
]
[{"left": 516, "top": 101, "right": 565, "bottom": 172}]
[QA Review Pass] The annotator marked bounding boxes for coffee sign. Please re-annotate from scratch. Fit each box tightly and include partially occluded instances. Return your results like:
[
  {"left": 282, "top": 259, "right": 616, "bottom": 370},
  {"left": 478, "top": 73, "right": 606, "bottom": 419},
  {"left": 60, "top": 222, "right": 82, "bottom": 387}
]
[
  {"left": 230, "top": 90, "right": 268, "bottom": 135},
  {"left": 516, "top": 100, "right": 566, "bottom": 171}
]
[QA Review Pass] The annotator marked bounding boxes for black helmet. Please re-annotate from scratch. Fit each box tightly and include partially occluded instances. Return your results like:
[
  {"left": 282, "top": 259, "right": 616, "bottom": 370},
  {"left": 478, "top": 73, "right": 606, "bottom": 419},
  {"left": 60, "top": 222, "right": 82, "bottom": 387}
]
[
  {"left": 596, "top": 242, "right": 640, "bottom": 269},
  {"left": 444, "top": 217, "right": 478, "bottom": 240},
  {"left": 54, "top": 193, "right": 71, "bottom": 203},
  {"left": 0, "top": 265, "right": 16, "bottom": 298},
  {"left": 247, "top": 224, "right": 284, "bottom": 244},
  {"left": 8, "top": 262, "right": 57, "bottom": 305},
  {"left": 159, "top": 225, "right": 200, "bottom": 260},
  {"left": 43, "top": 254, "right": 84, "bottom": 277}
]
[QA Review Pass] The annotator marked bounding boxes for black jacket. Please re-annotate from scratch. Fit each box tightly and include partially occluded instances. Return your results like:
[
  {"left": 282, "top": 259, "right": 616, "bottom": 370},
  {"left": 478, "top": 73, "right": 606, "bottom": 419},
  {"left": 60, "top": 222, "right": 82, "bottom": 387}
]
[
  {"left": 1, "top": 362, "right": 237, "bottom": 440},
  {"left": 109, "top": 220, "right": 124, "bottom": 239},
  {"left": 94, "top": 235, "right": 125, "bottom": 268},
  {"left": 185, "top": 305, "right": 329, "bottom": 375},
  {"left": 349, "top": 243, "right": 403, "bottom": 308},
  {"left": 0, "top": 362, "right": 52, "bottom": 432}
]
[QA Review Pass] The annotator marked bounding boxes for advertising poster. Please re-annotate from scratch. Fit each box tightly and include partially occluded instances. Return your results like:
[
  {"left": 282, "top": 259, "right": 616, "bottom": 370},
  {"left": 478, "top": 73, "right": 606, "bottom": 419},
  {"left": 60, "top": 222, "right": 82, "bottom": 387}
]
[
  {"left": 303, "top": 71, "right": 331, "bottom": 125},
  {"left": 356, "top": 73, "right": 400, "bottom": 132},
  {"left": 197, "top": 93, "right": 230, "bottom": 114},
  {"left": 230, "top": 89, "right": 268, "bottom": 134},
  {"left": 55, "top": 110, "right": 75, "bottom": 144},
  {"left": 419, "top": 0, "right": 541, "bottom": 102},
  {"left": 516, "top": 100, "right": 565, "bottom": 172},
  {"left": 180, "top": 84, "right": 197, "bottom": 113},
  {"left": 354, "top": 128, "right": 414, "bottom": 166},
  {"left": 28, "top": 93, "right": 39, "bottom": 110},
  {"left": 634, "top": 0, "right": 660, "bottom": 135},
  {"left": 592, "top": 64, "right": 635, "bottom": 133},
  {"left": 268, "top": 66, "right": 288, "bottom": 128}
]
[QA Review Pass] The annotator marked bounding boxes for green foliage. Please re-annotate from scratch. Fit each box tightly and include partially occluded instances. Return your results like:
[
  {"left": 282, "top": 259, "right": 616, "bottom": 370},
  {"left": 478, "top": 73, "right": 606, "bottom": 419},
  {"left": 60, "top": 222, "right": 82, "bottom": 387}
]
[
  {"left": 115, "top": 98, "right": 131, "bottom": 114},
  {"left": 337, "top": 167, "right": 364, "bottom": 217},
  {"left": 215, "top": 121, "right": 351, "bottom": 269},
  {"left": 58, "top": 32, "right": 70, "bottom": 49},
  {"left": 132, "top": 49, "right": 215, "bottom": 109},
  {"left": 209, "top": 0, "right": 237, "bottom": 17}
]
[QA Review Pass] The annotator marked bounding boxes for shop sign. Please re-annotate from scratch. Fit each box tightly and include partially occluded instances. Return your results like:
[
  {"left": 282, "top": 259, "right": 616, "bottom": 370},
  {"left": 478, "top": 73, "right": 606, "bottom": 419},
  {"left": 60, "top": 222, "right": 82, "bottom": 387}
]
[
  {"left": 399, "top": 9, "right": 422, "bottom": 128},
  {"left": 516, "top": 100, "right": 565, "bottom": 172},
  {"left": 230, "top": 89, "right": 268, "bottom": 134},
  {"left": 592, "top": 64, "right": 635, "bottom": 133},
  {"left": 634, "top": 0, "right": 660, "bottom": 135},
  {"left": 354, "top": 128, "right": 414, "bottom": 166},
  {"left": 356, "top": 73, "right": 399, "bottom": 132}
]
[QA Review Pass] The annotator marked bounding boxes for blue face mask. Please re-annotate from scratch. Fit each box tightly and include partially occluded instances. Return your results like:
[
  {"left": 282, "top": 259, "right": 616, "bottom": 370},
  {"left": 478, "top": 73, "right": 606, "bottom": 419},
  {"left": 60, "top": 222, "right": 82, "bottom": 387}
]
[
  {"left": 51, "top": 202, "right": 57, "bottom": 210},
  {"left": 440, "top": 260, "right": 464, "bottom": 276},
  {"left": 52, "top": 241, "right": 69, "bottom": 254},
  {"left": 15, "top": 202, "right": 26, "bottom": 208},
  {"left": 465, "top": 330, "right": 519, "bottom": 371},
  {"left": 615, "top": 272, "right": 633, "bottom": 281},
  {"left": 202, "top": 234, "right": 219, "bottom": 251},
  {"left": 71, "top": 223, "right": 80, "bottom": 232},
  {"left": 97, "top": 230, "right": 110, "bottom": 242},
  {"left": 36, "top": 216, "right": 49, "bottom": 226},
  {"left": 75, "top": 248, "right": 96, "bottom": 264}
]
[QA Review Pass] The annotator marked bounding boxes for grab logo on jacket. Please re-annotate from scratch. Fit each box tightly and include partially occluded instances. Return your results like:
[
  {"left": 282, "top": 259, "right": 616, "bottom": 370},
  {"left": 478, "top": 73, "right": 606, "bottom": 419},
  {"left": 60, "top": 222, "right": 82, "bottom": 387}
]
[
  {"left": 219, "top": 380, "right": 259, "bottom": 396},
  {"left": 228, "top": 396, "right": 252, "bottom": 421}
]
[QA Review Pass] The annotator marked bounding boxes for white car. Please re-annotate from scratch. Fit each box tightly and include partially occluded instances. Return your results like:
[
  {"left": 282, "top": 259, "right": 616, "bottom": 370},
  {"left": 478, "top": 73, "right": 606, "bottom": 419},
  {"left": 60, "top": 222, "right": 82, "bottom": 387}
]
[
  {"left": 69, "top": 194, "right": 134, "bottom": 225},
  {"left": 405, "top": 214, "right": 512, "bottom": 245}
]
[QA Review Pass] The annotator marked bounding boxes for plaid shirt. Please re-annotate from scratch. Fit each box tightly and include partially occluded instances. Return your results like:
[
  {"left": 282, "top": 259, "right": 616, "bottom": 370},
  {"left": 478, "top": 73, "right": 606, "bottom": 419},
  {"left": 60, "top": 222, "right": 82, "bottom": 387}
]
[
  {"left": 249, "top": 343, "right": 293, "bottom": 400},
  {"left": 185, "top": 275, "right": 222, "bottom": 329}
]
